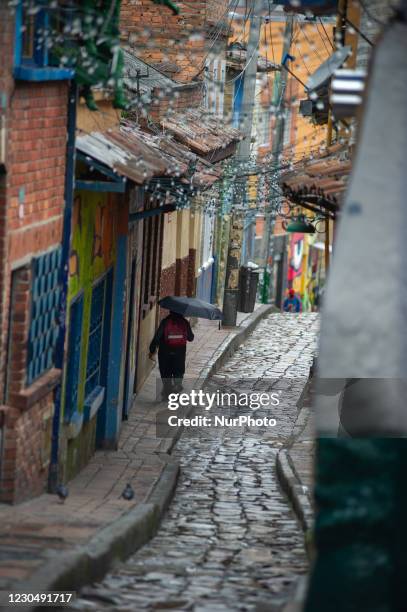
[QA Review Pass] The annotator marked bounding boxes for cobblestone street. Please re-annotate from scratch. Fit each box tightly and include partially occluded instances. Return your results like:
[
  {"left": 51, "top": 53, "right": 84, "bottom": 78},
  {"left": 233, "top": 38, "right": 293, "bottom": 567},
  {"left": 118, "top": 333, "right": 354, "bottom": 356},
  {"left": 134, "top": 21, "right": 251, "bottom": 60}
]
[{"left": 70, "top": 314, "right": 319, "bottom": 612}]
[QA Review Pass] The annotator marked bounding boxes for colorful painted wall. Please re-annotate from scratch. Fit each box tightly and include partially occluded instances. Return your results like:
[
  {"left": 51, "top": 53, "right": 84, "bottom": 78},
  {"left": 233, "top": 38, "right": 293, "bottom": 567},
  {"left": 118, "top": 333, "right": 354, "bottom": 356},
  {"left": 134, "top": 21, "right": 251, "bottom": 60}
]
[
  {"left": 61, "top": 190, "right": 126, "bottom": 480},
  {"left": 287, "top": 232, "right": 325, "bottom": 311}
]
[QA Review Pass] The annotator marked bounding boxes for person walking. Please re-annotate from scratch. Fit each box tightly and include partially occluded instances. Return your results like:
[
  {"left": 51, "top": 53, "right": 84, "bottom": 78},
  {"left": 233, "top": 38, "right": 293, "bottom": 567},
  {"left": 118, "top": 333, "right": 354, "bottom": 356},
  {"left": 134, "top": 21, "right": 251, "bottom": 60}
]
[
  {"left": 283, "top": 288, "right": 302, "bottom": 313},
  {"left": 149, "top": 311, "right": 194, "bottom": 399}
]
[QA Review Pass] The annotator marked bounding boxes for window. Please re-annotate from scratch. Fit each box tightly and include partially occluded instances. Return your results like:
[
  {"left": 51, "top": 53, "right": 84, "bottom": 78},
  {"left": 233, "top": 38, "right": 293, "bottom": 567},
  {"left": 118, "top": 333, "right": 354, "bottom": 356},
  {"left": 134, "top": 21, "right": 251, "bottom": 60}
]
[
  {"left": 14, "top": 1, "right": 73, "bottom": 81},
  {"left": 141, "top": 212, "right": 163, "bottom": 319},
  {"left": 27, "top": 247, "right": 62, "bottom": 386},
  {"left": 64, "top": 294, "right": 84, "bottom": 421},
  {"left": 143, "top": 217, "right": 153, "bottom": 308},
  {"left": 22, "top": 10, "right": 35, "bottom": 60},
  {"left": 85, "top": 269, "right": 113, "bottom": 399},
  {"left": 150, "top": 216, "right": 160, "bottom": 298}
]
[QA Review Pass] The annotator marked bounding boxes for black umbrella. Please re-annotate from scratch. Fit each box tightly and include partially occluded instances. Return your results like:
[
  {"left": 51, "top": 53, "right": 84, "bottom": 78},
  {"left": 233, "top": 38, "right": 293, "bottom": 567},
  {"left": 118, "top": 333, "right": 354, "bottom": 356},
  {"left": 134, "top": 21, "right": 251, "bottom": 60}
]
[{"left": 159, "top": 296, "right": 222, "bottom": 320}]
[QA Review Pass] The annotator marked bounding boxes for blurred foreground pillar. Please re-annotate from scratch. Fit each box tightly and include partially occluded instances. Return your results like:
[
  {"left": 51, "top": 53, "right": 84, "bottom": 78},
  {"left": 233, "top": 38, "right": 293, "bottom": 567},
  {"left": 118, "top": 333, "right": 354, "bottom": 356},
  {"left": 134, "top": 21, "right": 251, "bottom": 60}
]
[{"left": 305, "top": 13, "right": 407, "bottom": 612}]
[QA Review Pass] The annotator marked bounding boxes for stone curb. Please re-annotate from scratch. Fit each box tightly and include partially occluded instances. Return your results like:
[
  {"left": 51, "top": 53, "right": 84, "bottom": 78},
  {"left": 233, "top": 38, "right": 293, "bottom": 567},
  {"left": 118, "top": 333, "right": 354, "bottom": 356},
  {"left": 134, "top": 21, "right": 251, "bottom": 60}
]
[
  {"left": 11, "top": 461, "right": 180, "bottom": 612},
  {"left": 281, "top": 576, "right": 309, "bottom": 612},
  {"left": 12, "top": 306, "right": 276, "bottom": 612},
  {"left": 276, "top": 392, "right": 314, "bottom": 612},
  {"left": 276, "top": 447, "right": 313, "bottom": 534},
  {"left": 276, "top": 407, "right": 314, "bottom": 612},
  {"left": 276, "top": 368, "right": 314, "bottom": 532}
]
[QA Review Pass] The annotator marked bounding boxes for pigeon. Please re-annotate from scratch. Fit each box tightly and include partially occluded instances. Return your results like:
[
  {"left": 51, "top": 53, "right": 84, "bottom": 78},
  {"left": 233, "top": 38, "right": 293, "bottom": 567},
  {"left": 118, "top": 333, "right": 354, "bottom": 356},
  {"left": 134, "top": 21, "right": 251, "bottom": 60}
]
[
  {"left": 56, "top": 484, "right": 69, "bottom": 504},
  {"left": 121, "top": 484, "right": 135, "bottom": 501}
]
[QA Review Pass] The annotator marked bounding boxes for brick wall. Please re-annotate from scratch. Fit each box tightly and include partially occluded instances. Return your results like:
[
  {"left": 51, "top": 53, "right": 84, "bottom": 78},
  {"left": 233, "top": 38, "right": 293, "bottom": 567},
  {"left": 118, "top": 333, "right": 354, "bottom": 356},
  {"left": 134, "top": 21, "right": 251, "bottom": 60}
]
[
  {"left": 160, "top": 262, "right": 177, "bottom": 299},
  {"left": 187, "top": 248, "right": 196, "bottom": 297},
  {"left": 6, "top": 266, "right": 31, "bottom": 401},
  {"left": 0, "top": 5, "right": 69, "bottom": 503},
  {"left": 0, "top": 4, "right": 14, "bottom": 403},
  {"left": 1, "top": 394, "right": 54, "bottom": 503},
  {"left": 7, "top": 81, "right": 67, "bottom": 259},
  {"left": 148, "top": 82, "right": 204, "bottom": 121},
  {"left": 175, "top": 254, "right": 189, "bottom": 296},
  {"left": 0, "top": 175, "right": 7, "bottom": 404},
  {"left": 120, "top": 0, "right": 229, "bottom": 83},
  {"left": 159, "top": 262, "right": 177, "bottom": 321}
]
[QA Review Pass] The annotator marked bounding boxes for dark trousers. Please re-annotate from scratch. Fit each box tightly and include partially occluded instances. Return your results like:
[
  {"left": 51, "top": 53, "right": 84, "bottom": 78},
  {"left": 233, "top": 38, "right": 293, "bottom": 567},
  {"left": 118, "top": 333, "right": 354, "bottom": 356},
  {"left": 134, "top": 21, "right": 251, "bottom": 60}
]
[{"left": 158, "top": 346, "right": 186, "bottom": 393}]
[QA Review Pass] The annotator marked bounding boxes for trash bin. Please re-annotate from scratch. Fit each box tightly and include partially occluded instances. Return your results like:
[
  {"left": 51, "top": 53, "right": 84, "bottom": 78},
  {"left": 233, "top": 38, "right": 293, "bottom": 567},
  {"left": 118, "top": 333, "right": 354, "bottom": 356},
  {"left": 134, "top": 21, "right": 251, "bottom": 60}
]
[
  {"left": 238, "top": 265, "right": 259, "bottom": 313},
  {"left": 248, "top": 269, "right": 259, "bottom": 311}
]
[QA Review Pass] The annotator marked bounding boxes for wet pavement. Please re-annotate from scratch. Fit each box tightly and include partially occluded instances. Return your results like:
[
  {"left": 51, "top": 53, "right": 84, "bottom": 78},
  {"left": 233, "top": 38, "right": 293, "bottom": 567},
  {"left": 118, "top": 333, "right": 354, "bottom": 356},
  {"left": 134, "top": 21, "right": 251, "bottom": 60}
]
[{"left": 69, "top": 313, "right": 319, "bottom": 612}]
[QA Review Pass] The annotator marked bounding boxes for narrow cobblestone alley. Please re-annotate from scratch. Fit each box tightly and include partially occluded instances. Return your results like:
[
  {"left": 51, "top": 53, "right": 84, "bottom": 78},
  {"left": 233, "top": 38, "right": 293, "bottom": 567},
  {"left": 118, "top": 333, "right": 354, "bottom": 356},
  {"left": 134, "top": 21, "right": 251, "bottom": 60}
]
[{"left": 69, "top": 314, "right": 319, "bottom": 612}]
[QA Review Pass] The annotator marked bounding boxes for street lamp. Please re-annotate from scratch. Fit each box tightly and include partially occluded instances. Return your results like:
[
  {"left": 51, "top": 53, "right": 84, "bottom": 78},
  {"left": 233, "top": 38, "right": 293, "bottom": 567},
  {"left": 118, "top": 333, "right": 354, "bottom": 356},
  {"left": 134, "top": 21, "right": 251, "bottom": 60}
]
[{"left": 286, "top": 215, "right": 316, "bottom": 234}]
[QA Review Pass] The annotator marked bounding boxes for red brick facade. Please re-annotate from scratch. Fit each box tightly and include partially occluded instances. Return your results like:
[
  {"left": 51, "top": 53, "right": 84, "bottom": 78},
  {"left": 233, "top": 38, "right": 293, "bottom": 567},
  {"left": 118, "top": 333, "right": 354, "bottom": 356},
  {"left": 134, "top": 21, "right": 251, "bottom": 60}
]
[
  {"left": 175, "top": 255, "right": 190, "bottom": 296},
  {"left": 160, "top": 262, "right": 177, "bottom": 300},
  {"left": 0, "top": 6, "right": 69, "bottom": 503},
  {"left": 148, "top": 83, "right": 204, "bottom": 122},
  {"left": 187, "top": 248, "right": 197, "bottom": 297},
  {"left": 120, "top": 0, "right": 229, "bottom": 82},
  {"left": 0, "top": 4, "right": 14, "bottom": 407}
]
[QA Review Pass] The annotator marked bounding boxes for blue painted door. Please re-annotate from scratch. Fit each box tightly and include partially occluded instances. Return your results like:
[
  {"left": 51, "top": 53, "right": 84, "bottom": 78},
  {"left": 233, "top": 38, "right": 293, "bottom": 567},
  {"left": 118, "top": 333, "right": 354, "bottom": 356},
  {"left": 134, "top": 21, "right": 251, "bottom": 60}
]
[
  {"left": 83, "top": 268, "right": 113, "bottom": 443},
  {"left": 123, "top": 258, "right": 136, "bottom": 420}
]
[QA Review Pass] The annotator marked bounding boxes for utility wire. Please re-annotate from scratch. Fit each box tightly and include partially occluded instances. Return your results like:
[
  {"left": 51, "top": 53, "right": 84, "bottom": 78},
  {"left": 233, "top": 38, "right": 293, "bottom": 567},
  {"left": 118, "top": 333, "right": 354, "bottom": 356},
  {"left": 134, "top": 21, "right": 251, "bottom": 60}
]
[
  {"left": 338, "top": 11, "right": 374, "bottom": 46},
  {"left": 358, "top": 0, "right": 388, "bottom": 26},
  {"left": 193, "top": 0, "right": 247, "bottom": 78},
  {"left": 318, "top": 17, "right": 335, "bottom": 50},
  {"left": 298, "top": 22, "right": 327, "bottom": 64},
  {"left": 315, "top": 21, "right": 332, "bottom": 55}
]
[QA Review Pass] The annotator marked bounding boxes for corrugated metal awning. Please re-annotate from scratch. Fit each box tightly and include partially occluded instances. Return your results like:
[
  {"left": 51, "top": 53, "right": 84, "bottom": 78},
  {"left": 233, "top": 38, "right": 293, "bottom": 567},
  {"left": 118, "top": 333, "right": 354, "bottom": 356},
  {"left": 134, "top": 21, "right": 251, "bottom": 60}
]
[
  {"left": 161, "top": 109, "right": 242, "bottom": 162},
  {"left": 282, "top": 144, "right": 351, "bottom": 207},
  {"left": 76, "top": 128, "right": 172, "bottom": 184},
  {"left": 120, "top": 123, "right": 222, "bottom": 189},
  {"left": 76, "top": 122, "right": 222, "bottom": 189}
]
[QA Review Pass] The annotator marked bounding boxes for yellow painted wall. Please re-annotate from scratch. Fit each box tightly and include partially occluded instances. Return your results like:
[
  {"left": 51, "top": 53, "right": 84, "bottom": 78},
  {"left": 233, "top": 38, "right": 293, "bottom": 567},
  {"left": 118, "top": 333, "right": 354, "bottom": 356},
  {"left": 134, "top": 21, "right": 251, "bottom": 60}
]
[
  {"left": 189, "top": 206, "right": 202, "bottom": 268},
  {"left": 136, "top": 306, "right": 158, "bottom": 391},
  {"left": 195, "top": 211, "right": 203, "bottom": 272},
  {"left": 231, "top": 17, "right": 336, "bottom": 161},
  {"left": 161, "top": 211, "right": 177, "bottom": 270},
  {"left": 77, "top": 95, "right": 122, "bottom": 134},
  {"left": 176, "top": 209, "right": 190, "bottom": 260}
]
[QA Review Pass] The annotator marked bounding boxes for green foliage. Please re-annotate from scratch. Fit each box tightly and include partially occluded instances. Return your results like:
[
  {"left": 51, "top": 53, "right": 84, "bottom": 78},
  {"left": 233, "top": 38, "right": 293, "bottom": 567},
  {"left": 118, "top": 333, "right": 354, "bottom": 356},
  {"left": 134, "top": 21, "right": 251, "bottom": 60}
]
[
  {"left": 43, "top": 0, "right": 127, "bottom": 109},
  {"left": 152, "top": 0, "right": 180, "bottom": 16}
]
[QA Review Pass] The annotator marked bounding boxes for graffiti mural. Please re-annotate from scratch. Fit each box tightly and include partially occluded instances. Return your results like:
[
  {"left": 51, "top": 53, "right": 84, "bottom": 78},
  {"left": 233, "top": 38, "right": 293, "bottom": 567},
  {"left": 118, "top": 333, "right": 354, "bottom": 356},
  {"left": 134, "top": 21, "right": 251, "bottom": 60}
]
[
  {"left": 287, "top": 233, "right": 304, "bottom": 292},
  {"left": 64, "top": 191, "right": 118, "bottom": 420},
  {"left": 69, "top": 193, "right": 116, "bottom": 297},
  {"left": 286, "top": 233, "right": 326, "bottom": 311}
]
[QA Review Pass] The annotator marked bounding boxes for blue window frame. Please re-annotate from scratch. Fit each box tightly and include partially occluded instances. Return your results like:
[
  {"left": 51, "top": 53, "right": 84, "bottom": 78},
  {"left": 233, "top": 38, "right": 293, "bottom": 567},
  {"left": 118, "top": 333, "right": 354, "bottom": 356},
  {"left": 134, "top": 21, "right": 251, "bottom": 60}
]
[
  {"left": 27, "top": 247, "right": 62, "bottom": 386},
  {"left": 13, "top": 1, "right": 73, "bottom": 81},
  {"left": 85, "top": 269, "right": 113, "bottom": 400},
  {"left": 64, "top": 294, "right": 84, "bottom": 422}
]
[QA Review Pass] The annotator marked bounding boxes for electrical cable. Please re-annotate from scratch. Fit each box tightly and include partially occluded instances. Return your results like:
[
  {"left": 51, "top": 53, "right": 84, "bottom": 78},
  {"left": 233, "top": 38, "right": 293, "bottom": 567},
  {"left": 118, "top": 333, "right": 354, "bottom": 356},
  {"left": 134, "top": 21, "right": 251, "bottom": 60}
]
[
  {"left": 315, "top": 21, "right": 332, "bottom": 55},
  {"left": 298, "top": 22, "right": 327, "bottom": 64},
  {"left": 206, "top": 35, "right": 261, "bottom": 86},
  {"left": 318, "top": 17, "right": 335, "bottom": 50},
  {"left": 358, "top": 0, "right": 388, "bottom": 26},
  {"left": 293, "top": 39, "right": 311, "bottom": 75},
  {"left": 337, "top": 10, "right": 374, "bottom": 46},
  {"left": 192, "top": 0, "right": 246, "bottom": 79},
  {"left": 267, "top": 1, "right": 276, "bottom": 64}
]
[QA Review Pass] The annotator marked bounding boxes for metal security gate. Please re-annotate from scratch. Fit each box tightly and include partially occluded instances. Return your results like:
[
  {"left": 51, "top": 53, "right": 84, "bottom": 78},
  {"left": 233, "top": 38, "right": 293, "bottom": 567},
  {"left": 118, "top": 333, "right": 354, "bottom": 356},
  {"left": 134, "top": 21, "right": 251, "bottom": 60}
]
[
  {"left": 27, "top": 247, "right": 62, "bottom": 385},
  {"left": 85, "top": 268, "right": 113, "bottom": 401}
]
